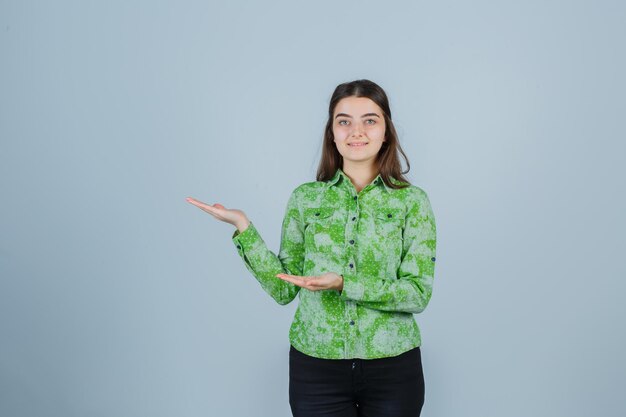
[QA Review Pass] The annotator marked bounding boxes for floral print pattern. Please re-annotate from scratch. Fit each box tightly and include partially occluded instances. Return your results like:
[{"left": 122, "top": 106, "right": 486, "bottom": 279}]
[{"left": 232, "top": 168, "right": 437, "bottom": 359}]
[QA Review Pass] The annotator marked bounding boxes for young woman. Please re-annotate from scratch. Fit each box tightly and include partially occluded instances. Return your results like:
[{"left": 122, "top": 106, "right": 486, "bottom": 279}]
[{"left": 187, "top": 79, "right": 437, "bottom": 417}]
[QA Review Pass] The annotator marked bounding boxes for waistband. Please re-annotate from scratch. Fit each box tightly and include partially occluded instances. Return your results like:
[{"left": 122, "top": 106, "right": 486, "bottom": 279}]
[{"left": 289, "top": 344, "right": 420, "bottom": 362}]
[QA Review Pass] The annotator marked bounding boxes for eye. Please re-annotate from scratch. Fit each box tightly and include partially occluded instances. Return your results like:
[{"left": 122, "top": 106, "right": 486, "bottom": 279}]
[
  {"left": 338, "top": 120, "right": 349, "bottom": 126},
  {"left": 366, "top": 119, "right": 376, "bottom": 125}
]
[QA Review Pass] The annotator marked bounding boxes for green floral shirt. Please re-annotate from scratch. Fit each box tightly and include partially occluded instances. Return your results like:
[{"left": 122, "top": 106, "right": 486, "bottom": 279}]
[{"left": 232, "top": 168, "right": 437, "bottom": 359}]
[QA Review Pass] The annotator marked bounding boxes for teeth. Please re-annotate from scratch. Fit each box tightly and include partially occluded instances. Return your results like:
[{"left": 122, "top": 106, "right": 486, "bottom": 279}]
[{"left": 349, "top": 143, "right": 367, "bottom": 146}]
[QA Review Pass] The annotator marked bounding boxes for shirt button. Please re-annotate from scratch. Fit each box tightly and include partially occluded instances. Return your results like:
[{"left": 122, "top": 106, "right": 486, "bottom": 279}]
[
  {"left": 352, "top": 217, "right": 356, "bottom": 221},
  {"left": 315, "top": 212, "right": 320, "bottom": 216},
  {"left": 349, "top": 239, "right": 354, "bottom": 244},
  {"left": 387, "top": 213, "right": 392, "bottom": 218},
  {"left": 353, "top": 196, "right": 357, "bottom": 200},
  {"left": 349, "top": 263, "right": 353, "bottom": 268},
  {"left": 237, "top": 245, "right": 241, "bottom": 249},
  {"left": 431, "top": 257, "right": 436, "bottom": 262},
  {"left": 350, "top": 320, "right": 355, "bottom": 325}
]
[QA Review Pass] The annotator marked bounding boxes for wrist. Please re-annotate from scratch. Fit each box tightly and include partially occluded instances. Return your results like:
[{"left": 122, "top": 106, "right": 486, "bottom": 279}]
[{"left": 236, "top": 218, "right": 250, "bottom": 233}]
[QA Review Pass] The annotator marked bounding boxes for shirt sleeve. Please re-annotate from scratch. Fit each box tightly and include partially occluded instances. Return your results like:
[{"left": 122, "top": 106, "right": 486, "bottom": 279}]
[
  {"left": 232, "top": 187, "right": 304, "bottom": 305},
  {"left": 339, "top": 189, "right": 437, "bottom": 314}
]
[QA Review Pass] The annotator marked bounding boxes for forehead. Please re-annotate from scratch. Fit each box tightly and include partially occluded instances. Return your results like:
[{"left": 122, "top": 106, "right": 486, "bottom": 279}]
[{"left": 334, "top": 96, "right": 382, "bottom": 116}]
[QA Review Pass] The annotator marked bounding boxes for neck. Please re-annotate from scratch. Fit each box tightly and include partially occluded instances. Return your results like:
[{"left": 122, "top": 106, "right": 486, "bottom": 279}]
[{"left": 342, "top": 162, "right": 378, "bottom": 193}]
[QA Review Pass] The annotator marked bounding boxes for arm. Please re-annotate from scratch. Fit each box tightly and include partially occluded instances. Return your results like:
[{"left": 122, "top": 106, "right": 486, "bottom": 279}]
[
  {"left": 339, "top": 189, "right": 437, "bottom": 314},
  {"left": 232, "top": 187, "right": 304, "bottom": 305}
]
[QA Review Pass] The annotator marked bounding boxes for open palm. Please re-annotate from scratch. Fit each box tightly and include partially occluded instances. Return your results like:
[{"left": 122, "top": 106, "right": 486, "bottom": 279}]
[
  {"left": 185, "top": 197, "right": 248, "bottom": 228},
  {"left": 276, "top": 272, "right": 344, "bottom": 292}
]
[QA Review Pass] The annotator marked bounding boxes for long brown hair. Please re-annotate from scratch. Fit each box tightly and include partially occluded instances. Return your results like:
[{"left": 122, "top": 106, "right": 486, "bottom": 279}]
[{"left": 315, "top": 79, "right": 411, "bottom": 189}]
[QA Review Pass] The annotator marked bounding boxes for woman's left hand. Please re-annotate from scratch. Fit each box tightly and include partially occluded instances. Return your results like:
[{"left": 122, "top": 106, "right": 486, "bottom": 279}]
[{"left": 276, "top": 272, "right": 344, "bottom": 292}]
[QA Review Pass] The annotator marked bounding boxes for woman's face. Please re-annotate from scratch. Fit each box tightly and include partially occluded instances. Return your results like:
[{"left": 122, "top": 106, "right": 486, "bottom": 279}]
[{"left": 332, "top": 96, "right": 386, "bottom": 165}]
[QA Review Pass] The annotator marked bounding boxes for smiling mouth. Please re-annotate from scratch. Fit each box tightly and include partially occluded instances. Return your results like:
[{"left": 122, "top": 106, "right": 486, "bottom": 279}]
[{"left": 348, "top": 142, "right": 368, "bottom": 147}]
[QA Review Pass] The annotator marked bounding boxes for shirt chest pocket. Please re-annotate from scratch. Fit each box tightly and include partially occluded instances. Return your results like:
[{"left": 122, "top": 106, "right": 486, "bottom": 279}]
[
  {"left": 303, "top": 207, "right": 334, "bottom": 233},
  {"left": 374, "top": 208, "right": 405, "bottom": 240},
  {"left": 302, "top": 207, "right": 336, "bottom": 251}
]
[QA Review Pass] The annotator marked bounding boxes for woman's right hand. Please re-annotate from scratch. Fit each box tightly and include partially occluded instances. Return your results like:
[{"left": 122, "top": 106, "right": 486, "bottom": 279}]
[{"left": 186, "top": 197, "right": 250, "bottom": 232}]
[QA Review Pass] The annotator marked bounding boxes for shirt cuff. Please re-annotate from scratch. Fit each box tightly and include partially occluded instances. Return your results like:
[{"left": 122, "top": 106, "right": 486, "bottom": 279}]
[{"left": 232, "top": 221, "right": 261, "bottom": 254}]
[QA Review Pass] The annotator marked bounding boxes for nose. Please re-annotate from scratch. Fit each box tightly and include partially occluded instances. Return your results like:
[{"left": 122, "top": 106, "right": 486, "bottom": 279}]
[{"left": 350, "top": 123, "right": 364, "bottom": 138}]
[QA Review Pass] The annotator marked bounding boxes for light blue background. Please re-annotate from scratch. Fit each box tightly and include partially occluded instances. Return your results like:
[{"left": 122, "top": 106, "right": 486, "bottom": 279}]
[{"left": 1, "top": 1, "right": 625, "bottom": 416}]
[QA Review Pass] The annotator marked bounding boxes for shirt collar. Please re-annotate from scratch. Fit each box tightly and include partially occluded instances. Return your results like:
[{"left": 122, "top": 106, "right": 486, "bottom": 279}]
[{"left": 326, "top": 168, "right": 393, "bottom": 193}]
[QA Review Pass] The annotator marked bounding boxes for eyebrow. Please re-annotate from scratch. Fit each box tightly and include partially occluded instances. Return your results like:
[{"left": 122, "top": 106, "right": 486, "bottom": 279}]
[{"left": 335, "top": 112, "right": 381, "bottom": 119}]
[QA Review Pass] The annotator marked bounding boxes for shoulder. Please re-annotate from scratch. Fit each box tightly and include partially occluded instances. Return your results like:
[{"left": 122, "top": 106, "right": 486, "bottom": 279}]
[
  {"left": 409, "top": 184, "right": 430, "bottom": 200},
  {"left": 389, "top": 184, "right": 433, "bottom": 219},
  {"left": 290, "top": 180, "right": 328, "bottom": 198},
  {"left": 283, "top": 180, "right": 327, "bottom": 210},
  {"left": 390, "top": 182, "right": 430, "bottom": 202}
]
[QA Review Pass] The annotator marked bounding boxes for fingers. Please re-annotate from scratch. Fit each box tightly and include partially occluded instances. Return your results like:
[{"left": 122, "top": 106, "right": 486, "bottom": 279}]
[
  {"left": 186, "top": 197, "right": 206, "bottom": 208},
  {"left": 276, "top": 273, "right": 305, "bottom": 287},
  {"left": 186, "top": 197, "right": 222, "bottom": 214},
  {"left": 186, "top": 197, "right": 243, "bottom": 228},
  {"left": 276, "top": 274, "right": 327, "bottom": 290},
  {"left": 186, "top": 197, "right": 211, "bottom": 208}
]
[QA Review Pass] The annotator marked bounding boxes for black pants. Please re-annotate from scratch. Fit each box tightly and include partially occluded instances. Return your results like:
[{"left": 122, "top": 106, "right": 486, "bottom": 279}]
[{"left": 289, "top": 345, "right": 425, "bottom": 417}]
